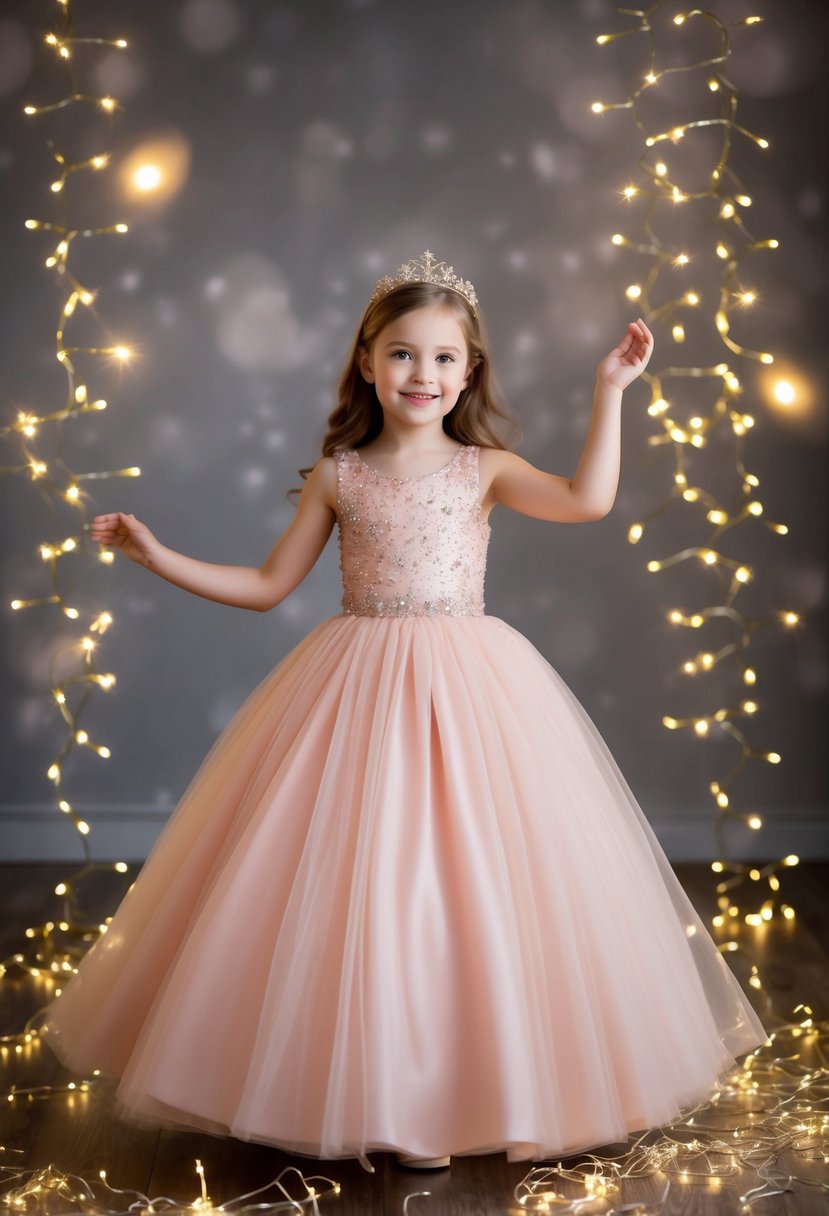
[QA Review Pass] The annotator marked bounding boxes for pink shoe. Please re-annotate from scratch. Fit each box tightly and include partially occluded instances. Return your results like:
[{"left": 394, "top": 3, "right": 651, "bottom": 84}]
[{"left": 396, "top": 1153, "right": 451, "bottom": 1169}]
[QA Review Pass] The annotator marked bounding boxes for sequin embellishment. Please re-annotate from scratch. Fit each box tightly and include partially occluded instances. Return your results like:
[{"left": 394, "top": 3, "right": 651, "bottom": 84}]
[{"left": 336, "top": 445, "right": 490, "bottom": 618}]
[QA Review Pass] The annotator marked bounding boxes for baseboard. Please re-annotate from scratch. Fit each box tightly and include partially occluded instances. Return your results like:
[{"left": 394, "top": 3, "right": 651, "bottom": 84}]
[{"left": 0, "top": 803, "right": 826, "bottom": 864}]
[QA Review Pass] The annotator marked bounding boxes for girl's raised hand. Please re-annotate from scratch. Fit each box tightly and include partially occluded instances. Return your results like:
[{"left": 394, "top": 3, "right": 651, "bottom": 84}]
[
  {"left": 90, "top": 512, "right": 160, "bottom": 568},
  {"left": 596, "top": 319, "right": 654, "bottom": 391}
]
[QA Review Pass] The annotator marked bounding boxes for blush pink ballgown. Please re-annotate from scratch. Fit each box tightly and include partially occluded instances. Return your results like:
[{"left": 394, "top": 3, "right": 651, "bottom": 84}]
[{"left": 40, "top": 443, "right": 769, "bottom": 1171}]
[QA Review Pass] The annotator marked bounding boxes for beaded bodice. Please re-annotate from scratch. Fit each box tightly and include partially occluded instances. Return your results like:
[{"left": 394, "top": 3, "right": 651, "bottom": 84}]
[{"left": 335, "top": 444, "right": 490, "bottom": 617}]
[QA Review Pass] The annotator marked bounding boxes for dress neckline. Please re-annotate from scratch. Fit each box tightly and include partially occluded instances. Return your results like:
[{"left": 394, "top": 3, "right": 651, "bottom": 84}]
[{"left": 353, "top": 444, "right": 469, "bottom": 482}]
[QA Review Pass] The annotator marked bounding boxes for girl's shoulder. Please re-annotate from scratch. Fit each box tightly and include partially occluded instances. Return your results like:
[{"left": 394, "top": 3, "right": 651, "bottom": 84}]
[
  {"left": 478, "top": 444, "right": 518, "bottom": 474},
  {"left": 300, "top": 453, "right": 339, "bottom": 512}
]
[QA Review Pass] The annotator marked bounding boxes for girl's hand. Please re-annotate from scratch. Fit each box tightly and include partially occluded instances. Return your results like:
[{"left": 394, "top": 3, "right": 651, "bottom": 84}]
[
  {"left": 596, "top": 319, "right": 654, "bottom": 390},
  {"left": 90, "top": 512, "right": 161, "bottom": 568}
]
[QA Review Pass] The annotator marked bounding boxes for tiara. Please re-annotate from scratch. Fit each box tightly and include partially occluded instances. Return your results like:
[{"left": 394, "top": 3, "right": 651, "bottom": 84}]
[{"left": 368, "top": 249, "right": 478, "bottom": 316}]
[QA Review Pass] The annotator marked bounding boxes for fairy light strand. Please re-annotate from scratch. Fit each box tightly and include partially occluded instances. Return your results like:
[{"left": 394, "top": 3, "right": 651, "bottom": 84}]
[
  {"left": 592, "top": 1, "right": 804, "bottom": 932},
  {"left": 514, "top": 1006, "right": 828, "bottom": 1211},
  {"left": 0, "top": 0, "right": 141, "bottom": 1148},
  {"left": 2, "top": 0, "right": 137, "bottom": 864},
  {"left": 0, "top": 1157, "right": 341, "bottom": 1213}
]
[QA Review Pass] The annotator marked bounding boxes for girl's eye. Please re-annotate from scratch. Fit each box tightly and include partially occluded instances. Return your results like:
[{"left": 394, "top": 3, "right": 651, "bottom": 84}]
[{"left": 390, "top": 351, "right": 454, "bottom": 362}]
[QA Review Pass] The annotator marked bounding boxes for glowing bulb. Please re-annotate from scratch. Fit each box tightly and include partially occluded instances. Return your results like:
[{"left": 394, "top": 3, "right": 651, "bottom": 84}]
[
  {"left": 625, "top": 284, "right": 642, "bottom": 300},
  {"left": 773, "top": 379, "right": 795, "bottom": 405},
  {"left": 134, "top": 164, "right": 162, "bottom": 192},
  {"left": 591, "top": 101, "right": 605, "bottom": 114}
]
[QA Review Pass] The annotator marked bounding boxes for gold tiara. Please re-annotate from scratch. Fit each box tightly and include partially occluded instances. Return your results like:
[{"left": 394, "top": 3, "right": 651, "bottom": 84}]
[{"left": 368, "top": 249, "right": 478, "bottom": 316}]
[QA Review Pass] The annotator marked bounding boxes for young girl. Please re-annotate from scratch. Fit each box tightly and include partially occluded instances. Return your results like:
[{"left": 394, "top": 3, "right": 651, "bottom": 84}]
[{"left": 40, "top": 251, "right": 769, "bottom": 1175}]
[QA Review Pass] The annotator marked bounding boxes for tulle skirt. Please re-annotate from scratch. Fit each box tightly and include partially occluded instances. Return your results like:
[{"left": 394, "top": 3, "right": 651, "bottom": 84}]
[{"left": 40, "top": 613, "right": 769, "bottom": 1164}]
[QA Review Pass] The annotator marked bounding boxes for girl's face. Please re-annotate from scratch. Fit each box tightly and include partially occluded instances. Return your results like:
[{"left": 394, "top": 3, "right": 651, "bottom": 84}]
[{"left": 358, "top": 305, "right": 475, "bottom": 431}]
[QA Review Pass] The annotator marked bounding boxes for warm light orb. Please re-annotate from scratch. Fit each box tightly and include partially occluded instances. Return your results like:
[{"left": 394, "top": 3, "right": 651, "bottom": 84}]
[
  {"left": 118, "top": 130, "right": 192, "bottom": 205},
  {"left": 759, "top": 365, "right": 815, "bottom": 422},
  {"left": 133, "top": 163, "right": 163, "bottom": 192}
]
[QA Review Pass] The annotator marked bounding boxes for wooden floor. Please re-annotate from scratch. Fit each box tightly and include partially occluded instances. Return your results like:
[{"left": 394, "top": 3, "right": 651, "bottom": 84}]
[{"left": 1, "top": 860, "right": 827, "bottom": 1214}]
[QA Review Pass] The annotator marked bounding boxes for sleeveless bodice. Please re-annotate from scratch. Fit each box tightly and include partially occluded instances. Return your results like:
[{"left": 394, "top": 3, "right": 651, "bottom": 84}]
[{"left": 335, "top": 444, "right": 490, "bottom": 617}]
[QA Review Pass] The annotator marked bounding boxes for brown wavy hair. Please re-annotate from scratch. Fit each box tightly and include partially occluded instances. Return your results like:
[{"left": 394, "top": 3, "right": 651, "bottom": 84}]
[{"left": 287, "top": 281, "right": 521, "bottom": 500}]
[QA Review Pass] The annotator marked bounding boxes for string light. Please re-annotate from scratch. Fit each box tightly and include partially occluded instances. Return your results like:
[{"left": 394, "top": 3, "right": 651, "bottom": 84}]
[
  {"left": 0, "top": 1157, "right": 341, "bottom": 1212},
  {"left": 514, "top": 1008, "right": 828, "bottom": 1210},
  {"left": 1, "top": 0, "right": 138, "bottom": 866},
  {"left": 0, "top": 0, "right": 144, "bottom": 1151},
  {"left": 594, "top": 2, "right": 803, "bottom": 932}
]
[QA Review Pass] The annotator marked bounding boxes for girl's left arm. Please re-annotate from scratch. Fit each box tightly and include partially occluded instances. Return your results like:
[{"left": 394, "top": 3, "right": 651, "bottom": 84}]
[{"left": 485, "top": 319, "right": 653, "bottom": 523}]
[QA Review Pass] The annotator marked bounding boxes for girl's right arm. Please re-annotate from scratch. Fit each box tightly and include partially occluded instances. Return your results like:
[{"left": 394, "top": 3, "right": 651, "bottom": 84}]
[{"left": 91, "top": 458, "right": 339, "bottom": 613}]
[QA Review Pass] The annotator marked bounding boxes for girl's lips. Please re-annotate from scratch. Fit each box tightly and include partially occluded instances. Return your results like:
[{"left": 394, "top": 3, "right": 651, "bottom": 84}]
[{"left": 402, "top": 393, "right": 437, "bottom": 403}]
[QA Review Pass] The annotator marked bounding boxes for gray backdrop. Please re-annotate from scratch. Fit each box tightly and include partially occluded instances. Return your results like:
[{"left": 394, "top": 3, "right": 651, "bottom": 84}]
[{"left": 1, "top": 0, "right": 826, "bottom": 862}]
